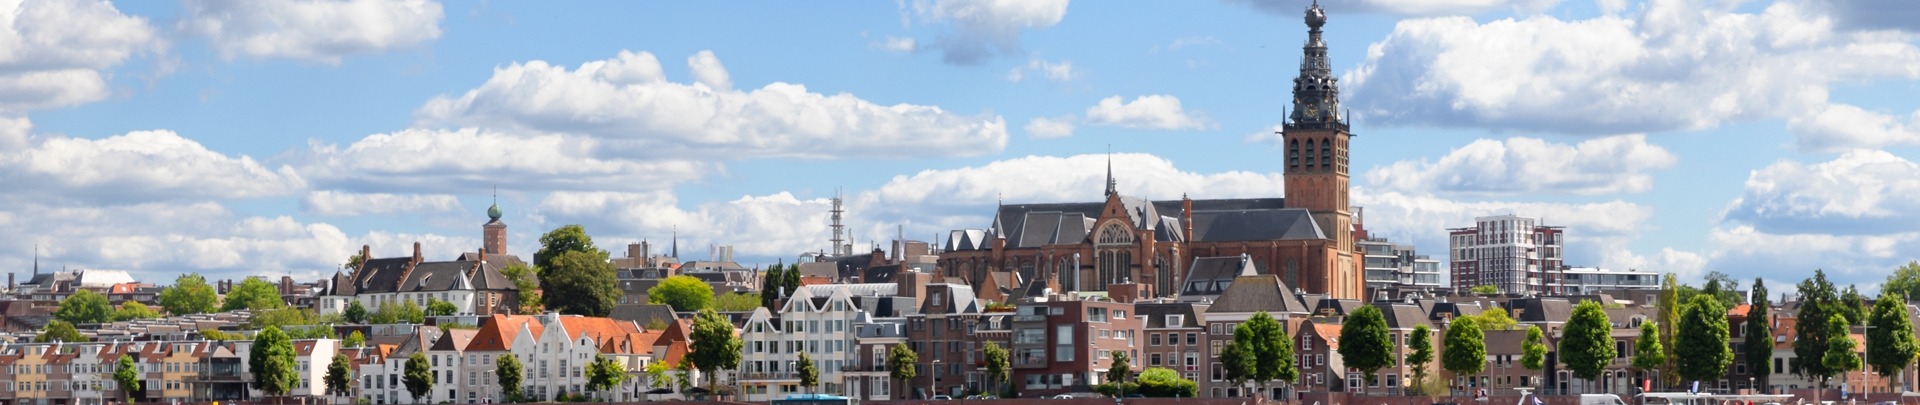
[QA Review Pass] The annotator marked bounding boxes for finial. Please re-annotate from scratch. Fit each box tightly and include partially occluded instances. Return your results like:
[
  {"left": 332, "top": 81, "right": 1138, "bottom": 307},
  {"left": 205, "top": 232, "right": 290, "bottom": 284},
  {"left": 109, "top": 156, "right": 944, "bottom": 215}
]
[{"left": 1105, "top": 145, "right": 1117, "bottom": 196}]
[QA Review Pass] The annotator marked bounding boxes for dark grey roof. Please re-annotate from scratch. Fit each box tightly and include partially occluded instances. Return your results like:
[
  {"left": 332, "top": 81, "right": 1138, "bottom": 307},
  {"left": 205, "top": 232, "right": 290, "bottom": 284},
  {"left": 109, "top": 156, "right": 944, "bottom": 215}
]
[
  {"left": 329, "top": 271, "right": 356, "bottom": 296},
  {"left": 1312, "top": 299, "right": 1364, "bottom": 317},
  {"left": 922, "top": 284, "right": 981, "bottom": 314},
  {"left": 1013, "top": 211, "right": 1092, "bottom": 248},
  {"left": 1188, "top": 208, "right": 1327, "bottom": 242},
  {"left": 1207, "top": 275, "right": 1308, "bottom": 314},
  {"left": 1182, "top": 255, "right": 1258, "bottom": 297},
  {"left": 1510, "top": 298, "right": 1573, "bottom": 324},
  {"left": 454, "top": 253, "right": 526, "bottom": 268},
  {"left": 1483, "top": 329, "right": 1529, "bottom": 355},
  {"left": 1376, "top": 302, "right": 1432, "bottom": 329},
  {"left": 609, "top": 304, "right": 678, "bottom": 328},
  {"left": 1137, "top": 302, "right": 1206, "bottom": 328},
  {"left": 352, "top": 257, "right": 416, "bottom": 294},
  {"left": 864, "top": 264, "right": 900, "bottom": 284}
]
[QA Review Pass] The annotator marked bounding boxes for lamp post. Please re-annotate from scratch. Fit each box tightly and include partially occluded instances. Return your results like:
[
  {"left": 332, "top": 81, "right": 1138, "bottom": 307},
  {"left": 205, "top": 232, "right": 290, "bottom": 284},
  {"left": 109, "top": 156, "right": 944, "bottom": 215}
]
[{"left": 932, "top": 360, "right": 942, "bottom": 400}]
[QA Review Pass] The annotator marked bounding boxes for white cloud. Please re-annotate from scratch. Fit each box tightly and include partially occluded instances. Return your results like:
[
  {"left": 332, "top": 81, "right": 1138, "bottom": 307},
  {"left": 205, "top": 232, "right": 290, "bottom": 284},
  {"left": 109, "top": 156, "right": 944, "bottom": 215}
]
[
  {"left": 1228, "top": 0, "right": 1564, "bottom": 17},
  {"left": 301, "top": 191, "right": 464, "bottom": 216},
  {"left": 1365, "top": 135, "right": 1677, "bottom": 196},
  {"left": 178, "top": 0, "right": 443, "bottom": 64},
  {"left": 1350, "top": 188, "right": 1656, "bottom": 274},
  {"left": 1722, "top": 150, "right": 1920, "bottom": 235},
  {"left": 534, "top": 191, "right": 835, "bottom": 261},
  {"left": 0, "top": 128, "right": 304, "bottom": 204},
  {"left": 687, "top": 50, "right": 732, "bottom": 91},
  {"left": 1343, "top": 0, "right": 1920, "bottom": 147},
  {"left": 297, "top": 127, "right": 710, "bottom": 193},
  {"left": 1701, "top": 225, "right": 1920, "bottom": 288},
  {"left": 1242, "top": 124, "right": 1286, "bottom": 145},
  {"left": 903, "top": 0, "right": 1069, "bottom": 65},
  {"left": 1084, "top": 95, "right": 1215, "bottom": 130},
  {"left": 0, "top": 0, "right": 158, "bottom": 110},
  {"left": 880, "top": 36, "right": 918, "bottom": 53},
  {"left": 415, "top": 50, "right": 1008, "bottom": 159},
  {"left": 1024, "top": 115, "right": 1076, "bottom": 138},
  {"left": 864, "top": 153, "right": 1287, "bottom": 215},
  {"left": 1006, "top": 56, "right": 1076, "bottom": 82},
  {"left": 1786, "top": 103, "right": 1920, "bottom": 151}
]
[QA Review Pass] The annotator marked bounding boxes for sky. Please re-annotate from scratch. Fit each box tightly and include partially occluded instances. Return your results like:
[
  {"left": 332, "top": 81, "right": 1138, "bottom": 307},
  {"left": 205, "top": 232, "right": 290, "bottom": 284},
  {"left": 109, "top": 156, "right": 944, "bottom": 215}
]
[{"left": 4, "top": 0, "right": 1919, "bottom": 295}]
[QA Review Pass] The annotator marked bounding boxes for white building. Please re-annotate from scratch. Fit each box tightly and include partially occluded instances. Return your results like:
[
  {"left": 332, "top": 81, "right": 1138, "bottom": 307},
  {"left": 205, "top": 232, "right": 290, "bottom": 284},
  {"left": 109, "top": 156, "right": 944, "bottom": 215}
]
[
  {"left": 1359, "top": 237, "right": 1442, "bottom": 290},
  {"left": 1447, "top": 215, "right": 1566, "bottom": 294},
  {"left": 1558, "top": 267, "right": 1660, "bottom": 294},
  {"left": 738, "top": 283, "right": 905, "bottom": 401}
]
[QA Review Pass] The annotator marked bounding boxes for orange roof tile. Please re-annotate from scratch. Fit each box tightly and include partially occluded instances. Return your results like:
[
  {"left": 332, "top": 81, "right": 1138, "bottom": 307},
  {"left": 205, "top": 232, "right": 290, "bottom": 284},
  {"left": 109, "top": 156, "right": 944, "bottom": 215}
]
[
  {"left": 468, "top": 314, "right": 542, "bottom": 352},
  {"left": 1311, "top": 323, "right": 1343, "bottom": 350}
]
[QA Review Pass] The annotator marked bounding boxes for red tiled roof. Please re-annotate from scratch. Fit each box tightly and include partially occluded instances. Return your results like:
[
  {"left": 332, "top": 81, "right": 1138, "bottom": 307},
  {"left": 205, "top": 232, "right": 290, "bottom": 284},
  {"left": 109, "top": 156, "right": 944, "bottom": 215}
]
[{"left": 468, "top": 314, "right": 542, "bottom": 352}]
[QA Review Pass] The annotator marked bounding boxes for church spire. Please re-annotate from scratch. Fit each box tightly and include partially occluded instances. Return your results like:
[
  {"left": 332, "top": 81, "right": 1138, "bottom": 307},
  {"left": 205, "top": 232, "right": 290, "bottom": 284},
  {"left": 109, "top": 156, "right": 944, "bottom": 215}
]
[
  {"left": 1105, "top": 145, "right": 1117, "bottom": 197},
  {"left": 1286, "top": 0, "right": 1346, "bottom": 131}
]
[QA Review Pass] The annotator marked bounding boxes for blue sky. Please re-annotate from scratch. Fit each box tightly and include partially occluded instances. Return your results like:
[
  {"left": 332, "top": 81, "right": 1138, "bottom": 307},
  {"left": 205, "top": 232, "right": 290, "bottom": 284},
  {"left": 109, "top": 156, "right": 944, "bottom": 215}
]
[{"left": 5, "top": 0, "right": 1919, "bottom": 294}]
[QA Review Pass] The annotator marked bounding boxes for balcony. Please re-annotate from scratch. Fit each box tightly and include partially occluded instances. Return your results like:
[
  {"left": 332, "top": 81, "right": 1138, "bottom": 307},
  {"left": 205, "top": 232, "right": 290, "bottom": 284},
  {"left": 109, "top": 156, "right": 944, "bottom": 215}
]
[
  {"left": 1013, "top": 315, "right": 1047, "bottom": 323},
  {"left": 840, "top": 365, "right": 887, "bottom": 372},
  {"left": 1014, "top": 356, "right": 1048, "bottom": 369}
]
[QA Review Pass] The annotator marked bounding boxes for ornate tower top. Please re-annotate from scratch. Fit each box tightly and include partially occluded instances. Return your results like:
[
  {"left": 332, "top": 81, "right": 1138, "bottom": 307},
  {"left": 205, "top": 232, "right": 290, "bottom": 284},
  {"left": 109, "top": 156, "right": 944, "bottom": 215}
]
[{"left": 1287, "top": 0, "right": 1346, "bottom": 132}]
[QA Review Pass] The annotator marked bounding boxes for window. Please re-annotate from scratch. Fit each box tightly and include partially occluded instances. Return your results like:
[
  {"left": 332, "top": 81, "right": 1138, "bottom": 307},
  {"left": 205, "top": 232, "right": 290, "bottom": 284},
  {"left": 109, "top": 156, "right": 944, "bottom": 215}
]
[
  {"left": 1186, "top": 333, "right": 1197, "bottom": 346},
  {"left": 1151, "top": 333, "right": 1162, "bottom": 346},
  {"left": 1150, "top": 353, "right": 1162, "bottom": 366}
]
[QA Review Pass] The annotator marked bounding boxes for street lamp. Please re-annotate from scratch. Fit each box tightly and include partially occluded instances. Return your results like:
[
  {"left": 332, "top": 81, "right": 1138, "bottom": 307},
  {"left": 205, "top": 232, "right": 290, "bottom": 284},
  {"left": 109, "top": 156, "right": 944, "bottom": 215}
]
[{"left": 932, "top": 360, "right": 942, "bottom": 400}]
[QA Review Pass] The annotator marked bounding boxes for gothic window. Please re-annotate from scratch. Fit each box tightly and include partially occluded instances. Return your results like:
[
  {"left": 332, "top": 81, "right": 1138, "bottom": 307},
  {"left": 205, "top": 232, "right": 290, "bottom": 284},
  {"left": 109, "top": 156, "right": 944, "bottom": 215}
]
[
  {"left": 1095, "top": 223, "right": 1135, "bottom": 287},
  {"left": 1288, "top": 140, "right": 1299, "bottom": 168},
  {"left": 1154, "top": 254, "right": 1172, "bottom": 298},
  {"left": 1320, "top": 138, "right": 1333, "bottom": 167}
]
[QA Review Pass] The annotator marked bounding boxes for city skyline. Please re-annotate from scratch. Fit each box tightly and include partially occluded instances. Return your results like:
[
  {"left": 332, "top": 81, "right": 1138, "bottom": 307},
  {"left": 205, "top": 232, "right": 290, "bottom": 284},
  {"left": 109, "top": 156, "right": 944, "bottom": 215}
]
[{"left": 3, "top": 0, "right": 1918, "bottom": 293}]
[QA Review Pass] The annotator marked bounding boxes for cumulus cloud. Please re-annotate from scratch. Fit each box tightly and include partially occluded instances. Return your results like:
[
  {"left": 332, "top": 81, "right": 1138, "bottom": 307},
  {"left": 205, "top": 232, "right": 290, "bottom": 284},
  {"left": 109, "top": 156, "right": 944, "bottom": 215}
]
[
  {"left": 1242, "top": 124, "right": 1286, "bottom": 145},
  {"left": 1365, "top": 135, "right": 1677, "bottom": 196},
  {"left": 301, "top": 191, "right": 464, "bottom": 216},
  {"left": 902, "top": 0, "right": 1069, "bottom": 65},
  {"left": 178, "top": 0, "right": 443, "bottom": 64},
  {"left": 534, "top": 191, "right": 836, "bottom": 261},
  {"left": 1084, "top": 95, "right": 1215, "bottom": 130},
  {"left": 296, "top": 127, "right": 710, "bottom": 193},
  {"left": 415, "top": 50, "right": 1008, "bottom": 159},
  {"left": 1227, "top": 0, "right": 1564, "bottom": 17},
  {"left": 879, "top": 36, "right": 918, "bottom": 53},
  {"left": 0, "top": 0, "right": 159, "bottom": 109},
  {"left": 1350, "top": 188, "right": 1657, "bottom": 275},
  {"left": 0, "top": 127, "right": 304, "bottom": 204},
  {"left": 1024, "top": 115, "right": 1076, "bottom": 138},
  {"left": 864, "top": 153, "right": 1287, "bottom": 216},
  {"left": 1722, "top": 150, "right": 1920, "bottom": 235},
  {"left": 687, "top": 50, "right": 732, "bottom": 90},
  {"left": 1343, "top": 0, "right": 1920, "bottom": 148},
  {"left": 1701, "top": 225, "right": 1920, "bottom": 288},
  {"left": 1006, "top": 56, "right": 1076, "bottom": 82},
  {"left": 1786, "top": 103, "right": 1920, "bottom": 151}
]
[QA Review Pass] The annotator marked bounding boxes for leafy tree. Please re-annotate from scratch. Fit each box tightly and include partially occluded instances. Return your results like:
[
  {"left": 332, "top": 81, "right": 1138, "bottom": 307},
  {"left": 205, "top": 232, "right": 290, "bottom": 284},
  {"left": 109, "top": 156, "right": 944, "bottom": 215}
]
[
  {"left": 1562, "top": 300, "right": 1618, "bottom": 386},
  {"left": 1744, "top": 278, "right": 1772, "bottom": 392},
  {"left": 1339, "top": 305, "right": 1392, "bottom": 392},
  {"left": 160, "top": 273, "right": 220, "bottom": 316},
  {"left": 1792, "top": 270, "right": 1840, "bottom": 385},
  {"left": 1675, "top": 295, "right": 1731, "bottom": 383},
  {"left": 715, "top": 292, "right": 761, "bottom": 311},
  {"left": 1234, "top": 311, "right": 1295, "bottom": 398},
  {"left": 797, "top": 351, "right": 820, "bottom": 394},
  {"left": 499, "top": 263, "right": 543, "bottom": 315},
  {"left": 1821, "top": 313, "right": 1861, "bottom": 388},
  {"left": 1632, "top": 321, "right": 1667, "bottom": 373},
  {"left": 1108, "top": 351, "right": 1133, "bottom": 391},
  {"left": 250, "top": 307, "right": 317, "bottom": 329},
  {"left": 326, "top": 353, "right": 354, "bottom": 400},
  {"left": 55, "top": 290, "right": 113, "bottom": 324},
  {"left": 369, "top": 301, "right": 425, "bottom": 324},
  {"left": 404, "top": 352, "right": 434, "bottom": 403},
  {"left": 38, "top": 320, "right": 86, "bottom": 342},
  {"left": 345, "top": 330, "right": 367, "bottom": 348},
  {"left": 983, "top": 341, "right": 1010, "bottom": 397},
  {"left": 545, "top": 249, "right": 621, "bottom": 316},
  {"left": 1406, "top": 325, "right": 1435, "bottom": 395},
  {"left": 251, "top": 326, "right": 299, "bottom": 398},
  {"left": 114, "top": 354, "right": 140, "bottom": 403},
  {"left": 1471, "top": 307, "right": 1519, "bottom": 331},
  {"left": 343, "top": 300, "right": 368, "bottom": 324},
  {"left": 1443, "top": 317, "right": 1486, "bottom": 391},
  {"left": 643, "top": 359, "right": 670, "bottom": 398},
  {"left": 1521, "top": 325, "right": 1548, "bottom": 371},
  {"left": 673, "top": 360, "right": 695, "bottom": 393},
  {"left": 534, "top": 224, "right": 599, "bottom": 272},
  {"left": 200, "top": 328, "right": 243, "bottom": 341},
  {"left": 1133, "top": 367, "right": 1200, "bottom": 397},
  {"left": 425, "top": 298, "right": 458, "bottom": 317},
  {"left": 1703, "top": 271, "right": 1743, "bottom": 310},
  {"left": 223, "top": 277, "right": 286, "bottom": 311},
  {"left": 781, "top": 264, "right": 801, "bottom": 298},
  {"left": 888, "top": 343, "right": 918, "bottom": 399},
  {"left": 1884, "top": 261, "right": 1920, "bottom": 302},
  {"left": 649, "top": 275, "right": 715, "bottom": 312},
  {"left": 586, "top": 354, "right": 630, "bottom": 400},
  {"left": 345, "top": 250, "right": 366, "bottom": 271},
  {"left": 1657, "top": 272, "right": 1682, "bottom": 387},
  {"left": 1866, "top": 294, "right": 1919, "bottom": 393},
  {"left": 687, "top": 308, "right": 742, "bottom": 395},
  {"left": 497, "top": 354, "right": 524, "bottom": 403},
  {"left": 1471, "top": 285, "right": 1499, "bottom": 295},
  {"left": 761, "top": 263, "right": 785, "bottom": 309},
  {"left": 1219, "top": 339, "right": 1254, "bottom": 395},
  {"left": 1839, "top": 285, "right": 1867, "bottom": 326}
]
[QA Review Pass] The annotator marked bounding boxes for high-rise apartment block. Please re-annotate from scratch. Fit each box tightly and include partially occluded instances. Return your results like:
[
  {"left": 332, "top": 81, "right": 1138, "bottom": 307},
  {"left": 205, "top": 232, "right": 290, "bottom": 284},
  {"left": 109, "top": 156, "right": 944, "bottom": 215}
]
[{"left": 1447, "top": 215, "right": 1564, "bottom": 294}]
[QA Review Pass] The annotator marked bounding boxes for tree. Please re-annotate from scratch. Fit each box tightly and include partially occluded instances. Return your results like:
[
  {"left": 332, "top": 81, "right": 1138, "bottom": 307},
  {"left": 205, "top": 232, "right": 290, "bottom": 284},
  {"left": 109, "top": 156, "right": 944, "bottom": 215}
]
[
  {"left": 1521, "top": 325, "right": 1548, "bottom": 371},
  {"left": 888, "top": 343, "right": 918, "bottom": 399},
  {"left": 761, "top": 263, "right": 785, "bottom": 310},
  {"left": 497, "top": 354, "right": 524, "bottom": 403},
  {"left": 344, "top": 300, "right": 368, "bottom": 323},
  {"left": 1471, "top": 307, "right": 1519, "bottom": 331},
  {"left": 1822, "top": 313, "right": 1861, "bottom": 390},
  {"left": 649, "top": 275, "right": 716, "bottom": 312},
  {"left": 1792, "top": 270, "right": 1841, "bottom": 386},
  {"left": 1133, "top": 367, "right": 1200, "bottom": 397},
  {"left": 1632, "top": 321, "right": 1667, "bottom": 373},
  {"left": 345, "top": 250, "right": 366, "bottom": 271},
  {"left": 1744, "top": 278, "right": 1773, "bottom": 392},
  {"left": 404, "top": 352, "right": 434, "bottom": 403},
  {"left": 1471, "top": 285, "right": 1500, "bottom": 295},
  {"left": 1339, "top": 305, "right": 1392, "bottom": 393},
  {"left": 1108, "top": 351, "right": 1133, "bottom": 389},
  {"left": 425, "top": 298, "right": 458, "bottom": 317},
  {"left": 782, "top": 264, "right": 801, "bottom": 298},
  {"left": 1866, "top": 294, "right": 1919, "bottom": 393},
  {"left": 55, "top": 290, "right": 113, "bottom": 325},
  {"left": 1839, "top": 285, "right": 1867, "bottom": 326},
  {"left": 643, "top": 359, "right": 670, "bottom": 399},
  {"left": 222, "top": 277, "right": 285, "bottom": 311},
  {"left": 1657, "top": 272, "right": 1682, "bottom": 388},
  {"left": 1885, "top": 261, "right": 1920, "bottom": 302},
  {"left": 1234, "top": 311, "right": 1295, "bottom": 399},
  {"left": 326, "top": 353, "right": 354, "bottom": 402},
  {"left": 983, "top": 341, "right": 1010, "bottom": 397},
  {"left": 499, "top": 263, "right": 543, "bottom": 315},
  {"left": 586, "top": 353, "right": 630, "bottom": 400},
  {"left": 109, "top": 353, "right": 139, "bottom": 403},
  {"left": 38, "top": 320, "right": 85, "bottom": 342},
  {"left": 544, "top": 249, "right": 621, "bottom": 316},
  {"left": 1443, "top": 317, "right": 1486, "bottom": 392},
  {"left": 1219, "top": 339, "right": 1255, "bottom": 395},
  {"left": 673, "top": 360, "right": 695, "bottom": 393},
  {"left": 1561, "top": 300, "right": 1618, "bottom": 389},
  {"left": 250, "top": 307, "right": 317, "bottom": 329},
  {"left": 251, "top": 326, "right": 299, "bottom": 398},
  {"left": 534, "top": 224, "right": 599, "bottom": 272},
  {"left": 160, "top": 273, "right": 220, "bottom": 316},
  {"left": 1406, "top": 325, "right": 1435, "bottom": 396},
  {"left": 1675, "top": 294, "right": 1731, "bottom": 384},
  {"left": 369, "top": 301, "right": 425, "bottom": 324},
  {"left": 797, "top": 351, "right": 820, "bottom": 394},
  {"left": 687, "top": 308, "right": 742, "bottom": 395},
  {"left": 715, "top": 292, "right": 761, "bottom": 311},
  {"left": 346, "top": 330, "right": 367, "bottom": 348},
  {"left": 1703, "top": 271, "right": 1742, "bottom": 310}
]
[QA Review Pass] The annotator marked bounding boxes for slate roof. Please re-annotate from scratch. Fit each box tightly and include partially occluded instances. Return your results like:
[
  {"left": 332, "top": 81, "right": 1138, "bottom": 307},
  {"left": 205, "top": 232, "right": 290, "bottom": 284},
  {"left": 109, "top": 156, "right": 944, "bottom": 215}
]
[
  {"left": 1312, "top": 299, "right": 1365, "bottom": 317},
  {"left": 429, "top": 329, "right": 478, "bottom": 352},
  {"left": 1137, "top": 302, "right": 1206, "bottom": 328},
  {"left": 1186, "top": 208, "right": 1327, "bottom": 242},
  {"left": 1182, "top": 255, "right": 1258, "bottom": 297},
  {"left": 1483, "top": 329, "right": 1529, "bottom": 355},
  {"left": 1376, "top": 303, "right": 1433, "bottom": 329},
  {"left": 609, "top": 304, "right": 680, "bottom": 329},
  {"left": 1207, "top": 274, "right": 1309, "bottom": 314},
  {"left": 921, "top": 284, "right": 981, "bottom": 314},
  {"left": 1510, "top": 298, "right": 1573, "bottom": 324}
]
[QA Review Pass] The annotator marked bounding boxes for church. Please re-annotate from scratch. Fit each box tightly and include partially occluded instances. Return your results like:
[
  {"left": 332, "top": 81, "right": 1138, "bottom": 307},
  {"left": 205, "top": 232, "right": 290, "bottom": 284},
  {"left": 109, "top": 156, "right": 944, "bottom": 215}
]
[{"left": 939, "top": 2, "right": 1362, "bottom": 300}]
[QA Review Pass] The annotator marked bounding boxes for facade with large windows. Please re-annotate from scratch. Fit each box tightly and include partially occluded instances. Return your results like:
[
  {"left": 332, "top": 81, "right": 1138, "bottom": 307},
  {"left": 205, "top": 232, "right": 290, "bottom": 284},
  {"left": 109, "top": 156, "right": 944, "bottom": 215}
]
[{"left": 1447, "top": 215, "right": 1566, "bottom": 294}]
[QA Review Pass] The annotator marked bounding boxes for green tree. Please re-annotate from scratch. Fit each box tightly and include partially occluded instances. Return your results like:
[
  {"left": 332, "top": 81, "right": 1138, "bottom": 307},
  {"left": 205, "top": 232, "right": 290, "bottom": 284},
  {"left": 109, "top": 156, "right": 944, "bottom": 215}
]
[
  {"left": 1632, "top": 321, "right": 1667, "bottom": 373},
  {"left": 983, "top": 341, "right": 1010, "bottom": 397},
  {"left": 649, "top": 275, "right": 715, "bottom": 313},
  {"left": 404, "top": 352, "right": 434, "bottom": 403},
  {"left": 1657, "top": 272, "right": 1682, "bottom": 388},
  {"left": 1108, "top": 351, "right": 1132, "bottom": 387},
  {"left": 586, "top": 353, "right": 630, "bottom": 400},
  {"left": 1744, "top": 278, "right": 1772, "bottom": 392},
  {"left": 251, "top": 326, "right": 299, "bottom": 398},
  {"left": 345, "top": 330, "right": 367, "bottom": 348},
  {"left": 102, "top": 301, "right": 159, "bottom": 322},
  {"left": 1338, "top": 305, "right": 1392, "bottom": 393},
  {"left": 715, "top": 292, "right": 760, "bottom": 311},
  {"left": 114, "top": 353, "right": 140, "bottom": 402},
  {"left": 1521, "top": 325, "right": 1548, "bottom": 371},
  {"left": 222, "top": 277, "right": 285, "bottom": 311},
  {"left": 674, "top": 360, "right": 695, "bottom": 393},
  {"left": 782, "top": 264, "right": 801, "bottom": 298},
  {"left": 55, "top": 289, "right": 113, "bottom": 325},
  {"left": 343, "top": 300, "right": 368, "bottom": 324},
  {"left": 369, "top": 301, "right": 425, "bottom": 324},
  {"left": 1133, "top": 367, "right": 1200, "bottom": 397},
  {"left": 499, "top": 263, "right": 542, "bottom": 315},
  {"left": 643, "top": 359, "right": 670, "bottom": 399},
  {"left": 38, "top": 319, "right": 85, "bottom": 342},
  {"left": 160, "top": 273, "right": 220, "bottom": 316},
  {"left": 1885, "top": 261, "right": 1920, "bottom": 302},
  {"left": 761, "top": 263, "right": 785, "bottom": 310},
  {"left": 1822, "top": 313, "right": 1861, "bottom": 389},
  {"left": 1839, "top": 285, "right": 1867, "bottom": 326},
  {"left": 1406, "top": 325, "right": 1435, "bottom": 395},
  {"left": 1675, "top": 295, "right": 1731, "bottom": 383},
  {"left": 250, "top": 307, "right": 317, "bottom": 329},
  {"left": 1866, "top": 294, "right": 1919, "bottom": 393},
  {"left": 545, "top": 249, "right": 621, "bottom": 316},
  {"left": 497, "top": 354, "right": 525, "bottom": 403},
  {"left": 888, "top": 343, "right": 918, "bottom": 399},
  {"left": 425, "top": 298, "right": 458, "bottom": 317},
  {"left": 687, "top": 308, "right": 742, "bottom": 395},
  {"left": 1471, "top": 285, "right": 1500, "bottom": 295},
  {"left": 326, "top": 353, "right": 354, "bottom": 401},
  {"left": 1443, "top": 317, "right": 1486, "bottom": 391},
  {"left": 797, "top": 351, "right": 820, "bottom": 394},
  {"left": 1472, "top": 307, "right": 1519, "bottom": 331},
  {"left": 534, "top": 224, "right": 599, "bottom": 272},
  {"left": 345, "top": 250, "right": 366, "bottom": 271},
  {"left": 1792, "top": 270, "right": 1840, "bottom": 386},
  {"left": 1234, "top": 311, "right": 1295, "bottom": 398},
  {"left": 1219, "top": 339, "right": 1254, "bottom": 395},
  {"left": 1703, "top": 271, "right": 1743, "bottom": 310},
  {"left": 1561, "top": 301, "right": 1618, "bottom": 386}
]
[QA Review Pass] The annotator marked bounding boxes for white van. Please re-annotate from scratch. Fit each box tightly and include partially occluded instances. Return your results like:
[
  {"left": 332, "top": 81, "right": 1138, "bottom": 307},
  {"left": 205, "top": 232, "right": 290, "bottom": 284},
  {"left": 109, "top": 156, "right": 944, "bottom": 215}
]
[{"left": 1582, "top": 394, "right": 1629, "bottom": 405}]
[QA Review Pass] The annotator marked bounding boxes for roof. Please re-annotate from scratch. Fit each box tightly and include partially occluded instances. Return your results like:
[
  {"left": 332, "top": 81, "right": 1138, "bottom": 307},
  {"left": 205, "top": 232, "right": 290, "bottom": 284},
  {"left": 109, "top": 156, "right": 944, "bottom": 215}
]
[
  {"left": 1182, "top": 255, "right": 1257, "bottom": 297},
  {"left": 1483, "top": 329, "right": 1529, "bottom": 355},
  {"left": 1187, "top": 208, "right": 1327, "bottom": 242},
  {"left": 466, "top": 314, "right": 542, "bottom": 352},
  {"left": 1136, "top": 302, "right": 1206, "bottom": 328},
  {"left": 1207, "top": 274, "right": 1308, "bottom": 314},
  {"left": 1309, "top": 322, "right": 1343, "bottom": 349},
  {"left": 429, "top": 329, "right": 479, "bottom": 352},
  {"left": 1510, "top": 298, "right": 1573, "bottom": 324},
  {"left": 609, "top": 304, "right": 679, "bottom": 328},
  {"left": 802, "top": 283, "right": 898, "bottom": 297},
  {"left": 1376, "top": 303, "right": 1432, "bottom": 329}
]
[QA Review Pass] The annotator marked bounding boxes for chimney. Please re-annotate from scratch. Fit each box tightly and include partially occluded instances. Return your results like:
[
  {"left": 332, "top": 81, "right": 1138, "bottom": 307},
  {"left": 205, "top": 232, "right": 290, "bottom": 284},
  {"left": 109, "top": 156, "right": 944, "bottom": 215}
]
[
  {"left": 1182, "top": 194, "right": 1195, "bottom": 240},
  {"left": 628, "top": 243, "right": 642, "bottom": 259},
  {"left": 412, "top": 242, "right": 423, "bottom": 264},
  {"left": 359, "top": 245, "right": 371, "bottom": 270},
  {"left": 472, "top": 247, "right": 487, "bottom": 277}
]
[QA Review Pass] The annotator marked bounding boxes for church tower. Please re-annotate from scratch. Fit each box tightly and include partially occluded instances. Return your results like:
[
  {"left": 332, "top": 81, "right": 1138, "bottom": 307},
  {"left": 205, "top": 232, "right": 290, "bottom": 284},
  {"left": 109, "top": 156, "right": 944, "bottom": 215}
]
[
  {"left": 1281, "top": 1, "right": 1361, "bottom": 299},
  {"left": 483, "top": 195, "right": 507, "bottom": 256}
]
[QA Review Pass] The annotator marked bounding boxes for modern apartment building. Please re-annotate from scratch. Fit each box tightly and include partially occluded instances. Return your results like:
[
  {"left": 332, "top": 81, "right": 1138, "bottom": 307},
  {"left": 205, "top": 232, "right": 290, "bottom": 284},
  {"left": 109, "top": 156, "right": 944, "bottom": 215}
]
[
  {"left": 1447, "top": 215, "right": 1565, "bottom": 294},
  {"left": 1358, "top": 237, "right": 1442, "bottom": 291}
]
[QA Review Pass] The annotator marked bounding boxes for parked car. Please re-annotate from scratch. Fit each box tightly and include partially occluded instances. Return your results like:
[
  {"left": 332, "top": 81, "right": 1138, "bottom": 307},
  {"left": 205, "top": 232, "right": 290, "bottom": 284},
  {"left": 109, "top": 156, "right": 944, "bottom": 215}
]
[
  {"left": 1051, "top": 395, "right": 1076, "bottom": 399},
  {"left": 931, "top": 395, "right": 953, "bottom": 400}
]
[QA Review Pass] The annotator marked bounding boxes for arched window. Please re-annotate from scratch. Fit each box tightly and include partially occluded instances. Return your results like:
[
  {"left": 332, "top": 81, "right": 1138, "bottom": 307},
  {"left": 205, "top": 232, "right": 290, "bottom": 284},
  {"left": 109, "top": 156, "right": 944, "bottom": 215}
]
[
  {"left": 1287, "top": 139, "right": 1300, "bottom": 168},
  {"left": 1320, "top": 138, "right": 1333, "bottom": 167},
  {"left": 1095, "top": 223, "right": 1134, "bottom": 288}
]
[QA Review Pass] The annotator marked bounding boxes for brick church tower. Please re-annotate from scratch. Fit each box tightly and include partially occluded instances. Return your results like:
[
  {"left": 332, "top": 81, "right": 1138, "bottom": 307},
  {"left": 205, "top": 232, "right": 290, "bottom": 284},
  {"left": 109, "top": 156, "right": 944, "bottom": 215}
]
[{"left": 1281, "top": 1, "right": 1362, "bottom": 299}]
